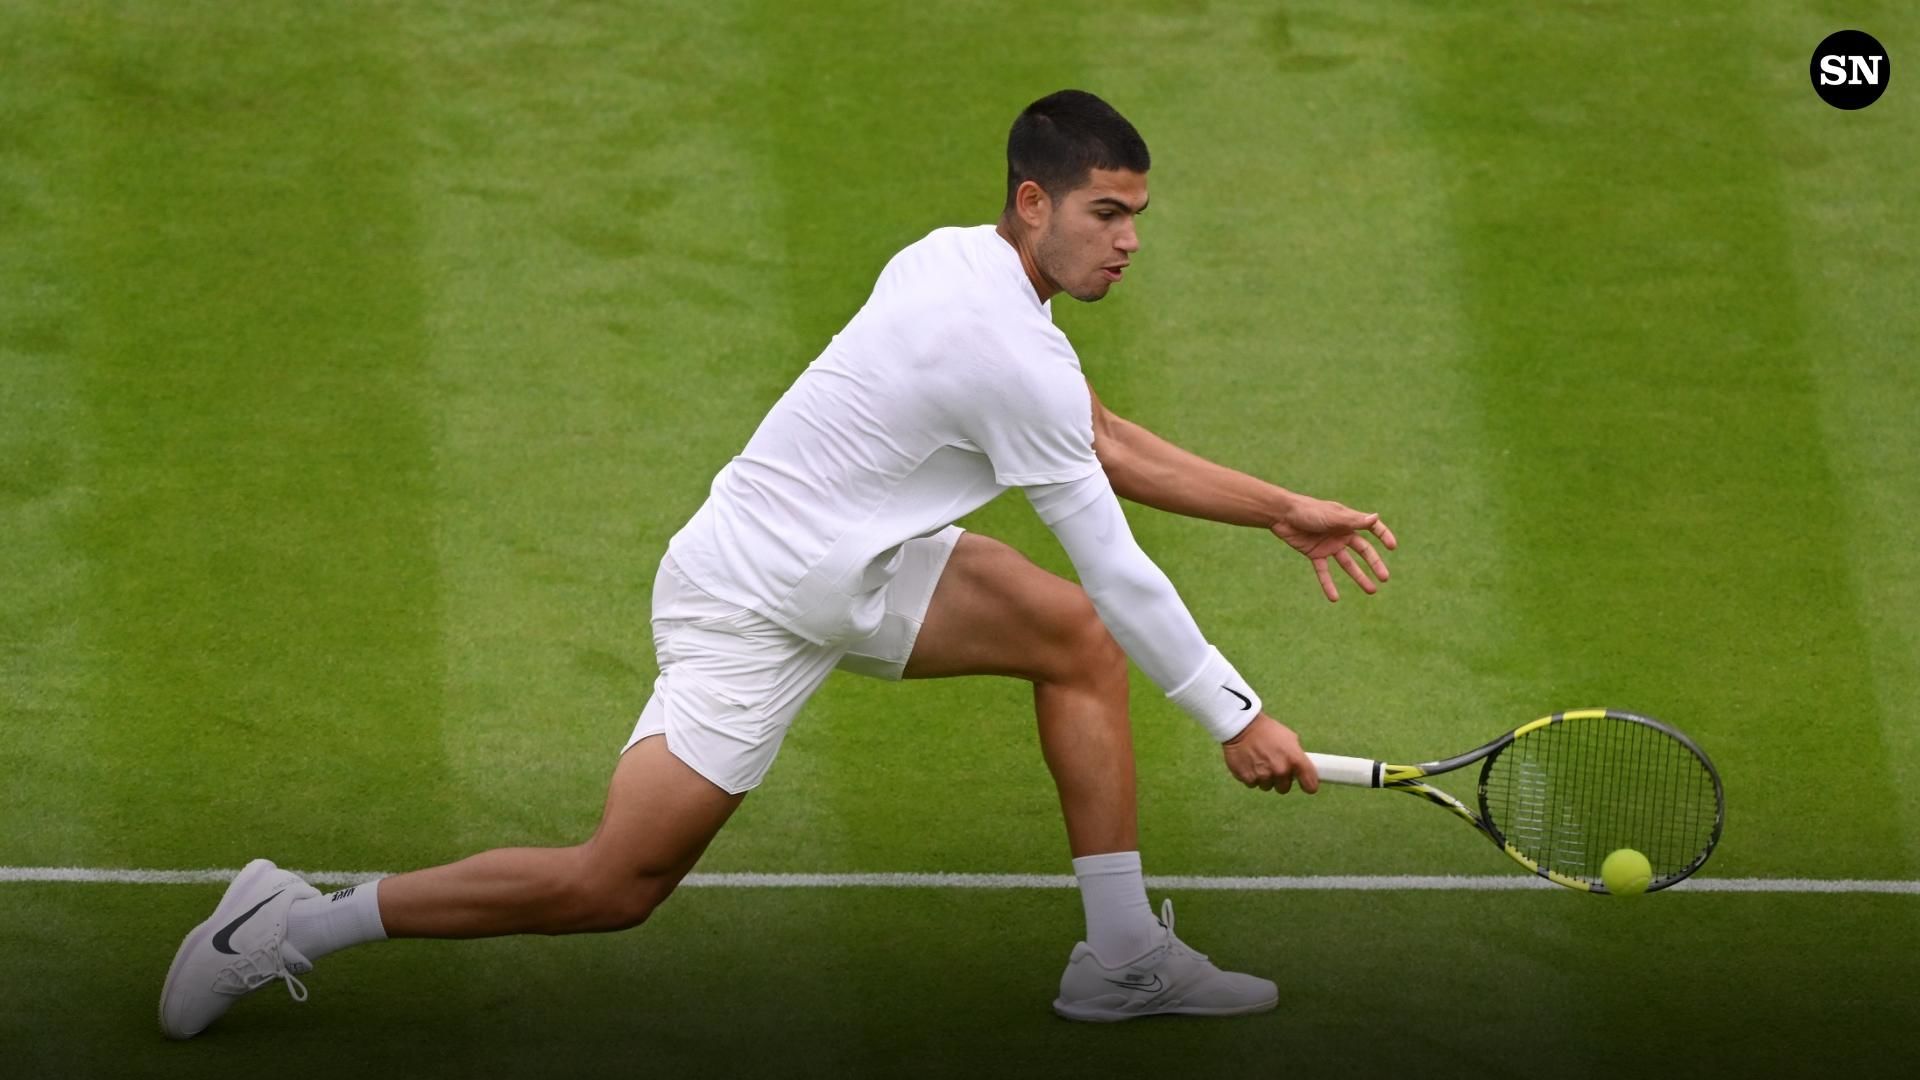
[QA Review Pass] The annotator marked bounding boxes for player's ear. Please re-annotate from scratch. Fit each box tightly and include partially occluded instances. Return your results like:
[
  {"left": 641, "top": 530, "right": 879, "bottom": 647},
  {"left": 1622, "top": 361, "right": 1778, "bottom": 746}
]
[{"left": 1016, "top": 179, "right": 1050, "bottom": 230}]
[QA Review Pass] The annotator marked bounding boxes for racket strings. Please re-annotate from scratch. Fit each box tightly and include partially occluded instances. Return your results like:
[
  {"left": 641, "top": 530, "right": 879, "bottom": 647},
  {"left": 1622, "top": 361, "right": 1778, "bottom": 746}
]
[{"left": 1482, "top": 717, "right": 1718, "bottom": 887}]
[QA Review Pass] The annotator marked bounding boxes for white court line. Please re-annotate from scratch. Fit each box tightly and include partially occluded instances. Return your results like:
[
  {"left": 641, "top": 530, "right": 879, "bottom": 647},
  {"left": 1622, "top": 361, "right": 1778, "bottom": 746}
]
[{"left": 0, "top": 867, "right": 1916, "bottom": 893}]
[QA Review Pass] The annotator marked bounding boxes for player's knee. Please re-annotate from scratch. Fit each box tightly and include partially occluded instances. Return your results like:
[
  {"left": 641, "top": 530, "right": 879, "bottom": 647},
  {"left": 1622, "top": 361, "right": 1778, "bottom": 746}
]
[
  {"left": 560, "top": 857, "right": 678, "bottom": 932},
  {"left": 602, "top": 880, "right": 671, "bottom": 930},
  {"left": 1082, "top": 619, "right": 1128, "bottom": 691},
  {"left": 1053, "top": 593, "right": 1127, "bottom": 690}
]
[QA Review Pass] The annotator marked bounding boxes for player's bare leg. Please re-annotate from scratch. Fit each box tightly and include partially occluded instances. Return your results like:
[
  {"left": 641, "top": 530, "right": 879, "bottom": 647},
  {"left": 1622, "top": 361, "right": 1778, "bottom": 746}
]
[
  {"left": 161, "top": 735, "right": 741, "bottom": 1038},
  {"left": 903, "top": 532, "right": 1277, "bottom": 1021},
  {"left": 902, "top": 533, "right": 1136, "bottom": 858},
  {"left": 377, "top": 734, "right": 744, "bottom": 937}
]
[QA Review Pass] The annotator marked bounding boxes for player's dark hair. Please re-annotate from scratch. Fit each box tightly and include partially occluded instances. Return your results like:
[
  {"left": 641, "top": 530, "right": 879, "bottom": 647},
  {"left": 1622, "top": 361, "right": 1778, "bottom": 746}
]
[{"left": 1004, "top": 90, "right": 1149, "bottom": 210}]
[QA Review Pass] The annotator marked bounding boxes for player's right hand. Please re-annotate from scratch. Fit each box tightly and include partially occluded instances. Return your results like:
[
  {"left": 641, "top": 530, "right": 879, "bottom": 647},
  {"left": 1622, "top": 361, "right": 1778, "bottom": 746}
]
[{"left": 1222, "top": 714, "right": 1320, "bottom": 794}]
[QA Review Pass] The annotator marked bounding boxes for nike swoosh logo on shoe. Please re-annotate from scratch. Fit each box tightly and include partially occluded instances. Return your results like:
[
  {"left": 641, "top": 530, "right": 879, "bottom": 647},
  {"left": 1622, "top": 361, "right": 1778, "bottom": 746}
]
[
  {"left": 211, "top": 890, "right": 285, "bottom": 955},
  {"left": 1104, "top": 973, "right": 1165, "bottom": 993}
]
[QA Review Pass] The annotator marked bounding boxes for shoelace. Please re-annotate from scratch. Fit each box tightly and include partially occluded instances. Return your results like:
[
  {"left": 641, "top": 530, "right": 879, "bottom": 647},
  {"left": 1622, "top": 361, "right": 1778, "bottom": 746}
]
[
  {"left": 215, "top": 945, "right": 309, "bottom": 1003},
  {"left": 1157, "top": 899, "right": 1209, "bottom": 962}
]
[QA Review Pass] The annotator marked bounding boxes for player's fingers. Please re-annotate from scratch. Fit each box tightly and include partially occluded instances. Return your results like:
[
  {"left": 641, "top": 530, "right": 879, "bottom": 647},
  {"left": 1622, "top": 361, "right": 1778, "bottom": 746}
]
[
  {"left": 1313, "top": 557, "right": 1339, "bottom": 603},
  {"left": 1369, "top": 518, "right": 1398, "bottom": 551},
  {"left": 1334, "top": 550, "right": 1377, "bottom": 595},
  {"left": 1294, "top": 751, "right": 1321, "bottom": 794},
  {"left": 1349, "top": 536, "right": 1389, "bottom": 582},
  {"left": 1274, "top": 771, "right": 1293, "bottom": 795}
]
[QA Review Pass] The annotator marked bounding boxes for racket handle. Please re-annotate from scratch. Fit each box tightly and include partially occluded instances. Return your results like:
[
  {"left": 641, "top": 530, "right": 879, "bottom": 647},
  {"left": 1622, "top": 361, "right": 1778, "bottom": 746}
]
[{"left": 1305, "top": 753, "right": 1382, "bottom": 788}]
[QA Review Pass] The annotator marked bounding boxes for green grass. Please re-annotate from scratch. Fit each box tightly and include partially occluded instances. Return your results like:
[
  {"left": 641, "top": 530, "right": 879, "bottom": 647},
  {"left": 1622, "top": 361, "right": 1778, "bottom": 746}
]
[
  {"left": 5, "top": 885, "right": 1916, "bottom": 1079},
  {"left": 2, "top": 1, "right": 1917, "bottom": 1077}
]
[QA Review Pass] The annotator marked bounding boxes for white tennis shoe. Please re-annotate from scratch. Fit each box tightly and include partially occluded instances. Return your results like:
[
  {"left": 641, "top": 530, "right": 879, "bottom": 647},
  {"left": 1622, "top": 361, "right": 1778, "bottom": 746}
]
[
  {"left": 1053, "top": 899, "right": 1278, "bottom": 1022},
  {"left": 159, "top": 858, "right": 320, "bottom": 1039}
]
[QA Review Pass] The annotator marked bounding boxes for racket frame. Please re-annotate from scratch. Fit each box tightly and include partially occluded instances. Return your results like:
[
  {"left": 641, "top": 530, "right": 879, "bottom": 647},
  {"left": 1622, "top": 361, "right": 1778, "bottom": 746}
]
[{"left": 1307, "top": 709, "right": 1725, "bottom": 894}]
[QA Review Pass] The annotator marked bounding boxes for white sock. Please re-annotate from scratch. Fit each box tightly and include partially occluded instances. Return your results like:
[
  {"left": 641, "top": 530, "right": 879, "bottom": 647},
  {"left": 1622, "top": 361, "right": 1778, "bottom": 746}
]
[
  {"left": 1072, "top": 851, "right": 1159, "bottom": 966},
  {"left": 286, "top": 879, "right": 389, "bottom": 962}
]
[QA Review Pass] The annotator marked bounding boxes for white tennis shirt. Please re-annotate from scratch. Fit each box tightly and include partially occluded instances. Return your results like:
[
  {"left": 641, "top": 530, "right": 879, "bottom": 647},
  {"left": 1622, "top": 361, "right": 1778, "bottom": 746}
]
[
  {"left": 669, "top": 224, "right": 1262, "bottom": 740},
  {"left": 670, "top": 224, "right": 1095, "bottom": 645}
]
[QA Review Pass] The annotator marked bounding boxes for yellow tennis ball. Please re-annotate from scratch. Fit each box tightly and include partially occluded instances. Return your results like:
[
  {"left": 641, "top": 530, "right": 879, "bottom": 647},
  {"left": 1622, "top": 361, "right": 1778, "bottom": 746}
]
[{"left": 1602, "top": 848, "right": 1652, "bottom": 896}]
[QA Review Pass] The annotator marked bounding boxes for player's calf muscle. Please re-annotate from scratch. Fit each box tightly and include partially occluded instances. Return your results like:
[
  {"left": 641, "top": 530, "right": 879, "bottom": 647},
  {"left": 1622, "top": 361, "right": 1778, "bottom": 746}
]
[{"left": 376, "top": 844, "right": 679, "bottom": 938}]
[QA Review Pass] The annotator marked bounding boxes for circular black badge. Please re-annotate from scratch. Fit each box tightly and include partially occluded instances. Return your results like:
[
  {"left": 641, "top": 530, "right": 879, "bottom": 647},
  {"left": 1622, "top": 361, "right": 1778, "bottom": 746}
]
[{"left": 1811, "top": 30, "right": 1890, "bottom": 110}]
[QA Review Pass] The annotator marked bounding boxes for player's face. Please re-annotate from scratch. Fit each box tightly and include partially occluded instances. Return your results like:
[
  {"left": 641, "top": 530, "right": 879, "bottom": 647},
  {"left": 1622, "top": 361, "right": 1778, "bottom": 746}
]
[{"left": 1034, "top": 168, "right": 1147, "bottom": 303}]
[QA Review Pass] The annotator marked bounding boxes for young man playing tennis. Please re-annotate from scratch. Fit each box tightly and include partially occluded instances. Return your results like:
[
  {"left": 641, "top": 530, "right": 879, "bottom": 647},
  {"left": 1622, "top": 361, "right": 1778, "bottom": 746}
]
[{"left": 160, "top": 89, "right": 1395, "bottom": 1036}]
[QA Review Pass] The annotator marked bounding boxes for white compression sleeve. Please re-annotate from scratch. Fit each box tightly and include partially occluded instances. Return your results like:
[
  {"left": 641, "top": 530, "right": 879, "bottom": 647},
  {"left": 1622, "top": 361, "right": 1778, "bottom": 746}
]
[{"left": 1025, "top": 471, "right": 1262, "bottom": 742}]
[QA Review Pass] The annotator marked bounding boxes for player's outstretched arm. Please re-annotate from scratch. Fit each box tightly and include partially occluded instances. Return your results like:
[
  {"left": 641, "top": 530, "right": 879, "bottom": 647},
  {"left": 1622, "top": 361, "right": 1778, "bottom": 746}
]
[
  {"left": 1026, "top": 472, "right": 1315, "bottom": 791},
  {"left": 1087, "top": 381, "right": 1396, "bottom": 602}
]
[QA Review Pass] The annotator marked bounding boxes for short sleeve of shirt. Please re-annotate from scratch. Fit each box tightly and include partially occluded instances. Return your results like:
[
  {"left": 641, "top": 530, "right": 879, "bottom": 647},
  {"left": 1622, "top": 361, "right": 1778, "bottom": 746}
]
[{"left": 950, "top": 330, "right": 1101, "bottom": 488}]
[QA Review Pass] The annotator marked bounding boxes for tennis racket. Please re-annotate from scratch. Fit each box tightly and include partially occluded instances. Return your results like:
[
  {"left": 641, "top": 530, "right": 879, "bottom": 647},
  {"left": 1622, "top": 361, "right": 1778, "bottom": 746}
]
[{"left": 1306, "top": 708, "right": 1724, "bottom": 894}]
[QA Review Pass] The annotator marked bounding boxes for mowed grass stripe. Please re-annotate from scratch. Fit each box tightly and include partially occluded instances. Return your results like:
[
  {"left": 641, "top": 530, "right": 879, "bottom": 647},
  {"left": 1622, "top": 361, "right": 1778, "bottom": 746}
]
[
  {"left": 0, "top": 7, "right": 100, "bottom": 867},
  {"left": 1060, "top": 2, "right": 1530, "bottom": 876},
  {"left": 743, "top": 0, "right": 1091, "bottom": 876},
  {"left": 398, "top": 1, "right": 845, "bottom": 865},
  {"left": 60, "top": 3, "right": 448, "bottom": 868},
  {"left": 1420, "top": 5, "right": 1909, "bottom": 879},
  {"left": 1766, "top": 15, "right": 1920, "bottom": 872}
]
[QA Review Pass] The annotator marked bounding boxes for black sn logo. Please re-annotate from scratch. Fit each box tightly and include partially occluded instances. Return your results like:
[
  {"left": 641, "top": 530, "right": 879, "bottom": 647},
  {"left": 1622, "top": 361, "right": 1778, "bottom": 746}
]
[{"left": 1811, "top": 30, "right": 1890, "bottom": 110}]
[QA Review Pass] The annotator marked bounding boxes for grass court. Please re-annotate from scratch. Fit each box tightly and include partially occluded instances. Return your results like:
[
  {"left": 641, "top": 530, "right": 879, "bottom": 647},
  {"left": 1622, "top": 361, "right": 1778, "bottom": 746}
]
[{"left": 2, "top": 2, "right": 1916, "bottom": 1076}]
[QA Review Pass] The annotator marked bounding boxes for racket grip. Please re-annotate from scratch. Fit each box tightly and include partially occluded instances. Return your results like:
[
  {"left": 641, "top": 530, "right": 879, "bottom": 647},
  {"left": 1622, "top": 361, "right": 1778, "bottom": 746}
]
[{"left": 1305, "top": 753, "right": 1381, "bottom": 788}]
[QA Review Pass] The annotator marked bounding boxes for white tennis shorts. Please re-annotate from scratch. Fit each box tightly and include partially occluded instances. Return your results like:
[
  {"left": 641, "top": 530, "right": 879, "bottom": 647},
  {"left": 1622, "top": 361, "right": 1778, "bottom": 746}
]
[{"left": 623, "top": 526, "right": 963, "bottom": 794}]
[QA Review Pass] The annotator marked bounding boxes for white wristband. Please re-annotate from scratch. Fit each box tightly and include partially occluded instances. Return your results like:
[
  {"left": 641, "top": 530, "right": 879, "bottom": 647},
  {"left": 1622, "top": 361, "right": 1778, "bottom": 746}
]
[{"left": 1166, "top": 646, "right": 1263, "bottom": 742}]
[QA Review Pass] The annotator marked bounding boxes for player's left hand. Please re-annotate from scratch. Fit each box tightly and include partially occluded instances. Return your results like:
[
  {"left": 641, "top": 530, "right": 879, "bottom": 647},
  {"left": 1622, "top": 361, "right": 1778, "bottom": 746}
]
[{"left": 1270, "top": 494, "right": 1396, "bottom": 602}]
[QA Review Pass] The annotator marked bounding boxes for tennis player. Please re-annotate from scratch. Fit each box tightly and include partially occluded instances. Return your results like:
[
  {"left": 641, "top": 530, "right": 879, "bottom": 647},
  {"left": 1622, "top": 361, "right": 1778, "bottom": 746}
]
[{"left": 160, "top": 89, "right": 1395, "bottom": 1037}]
